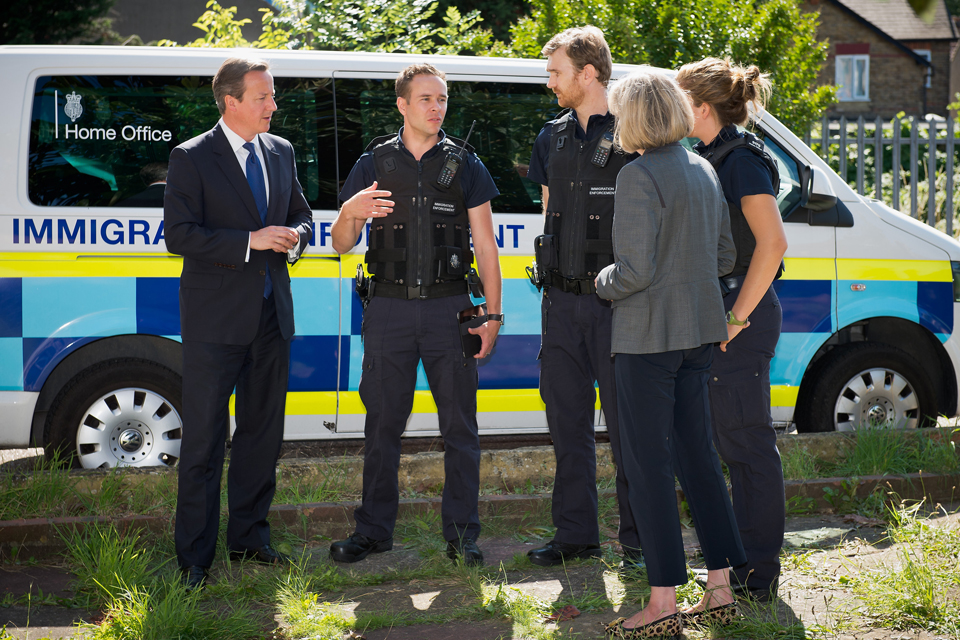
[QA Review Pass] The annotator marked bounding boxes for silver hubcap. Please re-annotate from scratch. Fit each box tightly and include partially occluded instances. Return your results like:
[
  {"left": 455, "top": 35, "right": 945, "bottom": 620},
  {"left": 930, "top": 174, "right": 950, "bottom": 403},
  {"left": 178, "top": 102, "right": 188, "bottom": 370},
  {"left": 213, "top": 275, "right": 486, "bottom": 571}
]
[
  {"left": 834, "top": 368, "right": 920, "bottom": 431},
  {"left": 118, "top": 428, "right": 144, "bottom": 452},
  {"left": 75, "top": 387, "right": 182, "bottom": 468}
]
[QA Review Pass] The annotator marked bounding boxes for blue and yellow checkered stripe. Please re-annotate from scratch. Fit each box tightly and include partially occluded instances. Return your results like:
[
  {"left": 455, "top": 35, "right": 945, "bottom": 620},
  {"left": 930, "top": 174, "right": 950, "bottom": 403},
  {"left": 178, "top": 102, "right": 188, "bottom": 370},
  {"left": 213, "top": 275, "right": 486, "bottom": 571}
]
[{"left": 1, "top": 254, "right": 955, "bottom": 415}]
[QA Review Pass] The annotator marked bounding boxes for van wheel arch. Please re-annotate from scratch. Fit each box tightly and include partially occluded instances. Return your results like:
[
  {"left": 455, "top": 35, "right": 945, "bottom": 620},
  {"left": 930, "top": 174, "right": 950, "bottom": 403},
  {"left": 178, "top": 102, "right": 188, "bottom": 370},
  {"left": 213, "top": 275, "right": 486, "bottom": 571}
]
[
  {"left": 794, "top": 317, "right": 954, "bottom": 430},
  {"left": 30, "top": 335, "right": 183, "bottom": 447}
]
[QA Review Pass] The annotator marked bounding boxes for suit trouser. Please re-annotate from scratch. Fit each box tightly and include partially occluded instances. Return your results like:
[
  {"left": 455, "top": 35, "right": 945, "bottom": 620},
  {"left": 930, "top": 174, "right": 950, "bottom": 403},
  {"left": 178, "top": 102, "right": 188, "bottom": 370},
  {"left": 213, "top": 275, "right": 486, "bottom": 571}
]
[
  {"left": 539, "top": 288, "right": 640, "bottom": 550},
  {"left": 354, "top": 294, "right": 481, "bottom": 543},
  {"left": 710, "top": 283, "right": 784, "bottom": 590},
  {"left": 615, "top": 346, "right": 746, "bottom": 587},
  {"left": 175, "top": 294, "right": 290, "bottom": 568}
]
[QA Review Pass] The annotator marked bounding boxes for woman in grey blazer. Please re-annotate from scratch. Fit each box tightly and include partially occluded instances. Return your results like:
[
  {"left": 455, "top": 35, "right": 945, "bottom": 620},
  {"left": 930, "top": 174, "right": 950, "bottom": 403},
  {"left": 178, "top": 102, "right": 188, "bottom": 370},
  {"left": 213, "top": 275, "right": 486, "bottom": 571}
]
[{"left": 596, "top": 68, "right": 746, "bottom": 640}]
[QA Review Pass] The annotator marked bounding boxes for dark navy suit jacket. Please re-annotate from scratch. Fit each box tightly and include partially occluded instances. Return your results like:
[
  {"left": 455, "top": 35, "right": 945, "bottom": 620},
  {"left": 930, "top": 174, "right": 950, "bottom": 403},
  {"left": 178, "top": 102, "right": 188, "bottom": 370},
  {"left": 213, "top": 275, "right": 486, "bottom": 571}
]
[{"left": 163, "top": 124, "right": 313, "bottom": 345}]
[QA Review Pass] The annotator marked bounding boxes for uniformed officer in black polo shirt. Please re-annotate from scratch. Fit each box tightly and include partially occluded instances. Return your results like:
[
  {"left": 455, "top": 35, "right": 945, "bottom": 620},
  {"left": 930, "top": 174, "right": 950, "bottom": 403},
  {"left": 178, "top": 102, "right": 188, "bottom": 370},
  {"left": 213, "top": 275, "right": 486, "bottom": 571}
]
[
  {"left": 329, "top": 63, "right": 502, "bottom": 567},
  {"left": 678, "top": 58, "right": 787, "bottom": 603},
  {"left": 526, "top": 27, "right": 643, "bottom": 569}
]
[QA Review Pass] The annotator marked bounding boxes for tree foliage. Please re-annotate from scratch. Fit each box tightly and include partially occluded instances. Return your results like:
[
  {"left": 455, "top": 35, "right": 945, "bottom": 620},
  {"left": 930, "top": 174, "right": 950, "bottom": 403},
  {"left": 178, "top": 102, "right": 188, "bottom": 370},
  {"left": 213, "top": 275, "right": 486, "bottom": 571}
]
[
  {"left": 165, "top": 0, "right": 834, "bottom": 132},
  {"left": 1, "top": 0, "right": 115, "bottom": 44},
  {"left": 163, "top": 0, "right": 494, "bottom": 55},
  {"left": 503, "top": 0, "right": 836, "bottom": 132}
]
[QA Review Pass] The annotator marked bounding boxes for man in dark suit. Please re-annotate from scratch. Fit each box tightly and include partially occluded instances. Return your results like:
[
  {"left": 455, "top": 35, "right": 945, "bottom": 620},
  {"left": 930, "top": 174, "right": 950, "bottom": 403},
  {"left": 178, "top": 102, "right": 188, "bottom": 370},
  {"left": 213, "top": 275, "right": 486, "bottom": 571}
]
[{"left": 163, "top": 57, "right": 312, "bottom": 590}]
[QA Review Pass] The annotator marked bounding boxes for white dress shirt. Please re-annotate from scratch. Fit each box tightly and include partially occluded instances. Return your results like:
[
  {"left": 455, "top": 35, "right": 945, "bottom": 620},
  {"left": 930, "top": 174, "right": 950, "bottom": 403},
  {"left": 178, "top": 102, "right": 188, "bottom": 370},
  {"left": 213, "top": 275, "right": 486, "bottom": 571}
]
[{"left": 219, "top": 118, "right": 299, "bottom": 262}]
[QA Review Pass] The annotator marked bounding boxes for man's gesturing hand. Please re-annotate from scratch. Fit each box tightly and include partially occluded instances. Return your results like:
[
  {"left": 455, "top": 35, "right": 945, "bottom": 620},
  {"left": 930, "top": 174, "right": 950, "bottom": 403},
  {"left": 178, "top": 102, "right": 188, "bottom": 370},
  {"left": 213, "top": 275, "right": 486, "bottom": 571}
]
[
  {"left": 341, "top": 181, "right": 394, "bottom": 221},
  {"left": 252, "top": 225, "right": 300, "bottom": 253}
]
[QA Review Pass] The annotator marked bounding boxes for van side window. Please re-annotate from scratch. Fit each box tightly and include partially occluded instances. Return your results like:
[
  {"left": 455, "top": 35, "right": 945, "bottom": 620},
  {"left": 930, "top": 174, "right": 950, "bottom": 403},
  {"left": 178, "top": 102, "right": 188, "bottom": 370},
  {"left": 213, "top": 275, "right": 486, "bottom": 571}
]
[
  {"left": 28, "top": 76, "right": 337, "bottom": 209},
  {"left": 681, "top": 134, "right": 802, "bottom": 220},
  {"left": 758, "top": 135, "right": 802, "bottom": 219},
  {"left": 334, "top": 78, "right": 557, "bottom": 213}
]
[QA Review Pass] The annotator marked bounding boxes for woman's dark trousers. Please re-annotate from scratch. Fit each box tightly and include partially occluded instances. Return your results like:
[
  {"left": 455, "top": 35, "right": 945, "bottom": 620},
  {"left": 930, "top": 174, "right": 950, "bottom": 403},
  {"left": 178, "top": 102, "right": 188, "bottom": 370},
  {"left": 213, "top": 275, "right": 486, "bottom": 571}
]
[{"left": 615, "top": 345, "right": 746, "bottom": 587}]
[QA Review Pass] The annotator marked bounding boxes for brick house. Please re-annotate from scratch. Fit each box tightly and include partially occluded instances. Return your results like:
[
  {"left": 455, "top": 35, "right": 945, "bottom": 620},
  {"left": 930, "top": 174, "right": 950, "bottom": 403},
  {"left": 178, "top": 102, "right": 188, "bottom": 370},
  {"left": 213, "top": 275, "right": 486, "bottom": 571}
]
[{"left": 804, "top": 0, "right": 957, "bottom": 118}]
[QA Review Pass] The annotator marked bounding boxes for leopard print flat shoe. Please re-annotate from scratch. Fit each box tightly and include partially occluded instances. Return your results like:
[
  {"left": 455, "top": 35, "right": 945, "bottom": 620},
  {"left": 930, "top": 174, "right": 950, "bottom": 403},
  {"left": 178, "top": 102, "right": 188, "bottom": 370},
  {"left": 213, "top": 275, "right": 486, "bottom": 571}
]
[
  {"left": 679, "top": 601, "right": 740, "bottom": 627},
  {"left": 604, "top": 612, "right": 683, "bottom": 639}
]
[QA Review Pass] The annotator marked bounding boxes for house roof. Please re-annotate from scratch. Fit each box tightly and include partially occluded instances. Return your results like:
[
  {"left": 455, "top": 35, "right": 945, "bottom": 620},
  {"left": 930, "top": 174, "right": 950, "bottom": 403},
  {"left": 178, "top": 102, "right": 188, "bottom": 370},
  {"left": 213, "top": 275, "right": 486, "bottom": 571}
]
[{"left": 834, "top": 0, "right": 956, "bottom": 41}]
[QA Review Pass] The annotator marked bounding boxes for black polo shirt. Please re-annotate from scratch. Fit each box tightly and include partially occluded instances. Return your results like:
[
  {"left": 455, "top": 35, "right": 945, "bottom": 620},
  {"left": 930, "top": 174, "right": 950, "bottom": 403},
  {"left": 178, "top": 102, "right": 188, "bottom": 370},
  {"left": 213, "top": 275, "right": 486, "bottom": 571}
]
[
  {"left": 693, "top": 125, "right": 776, "bottom": 204},
  {"left": 339, "top": 127, "right": 499, "bottom": 208}
]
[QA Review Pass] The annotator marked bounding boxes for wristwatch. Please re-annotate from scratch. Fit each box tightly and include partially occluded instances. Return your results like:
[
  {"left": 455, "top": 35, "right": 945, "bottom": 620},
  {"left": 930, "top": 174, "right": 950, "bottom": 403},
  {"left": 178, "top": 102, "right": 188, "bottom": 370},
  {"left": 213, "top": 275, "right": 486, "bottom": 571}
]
[
  {"left": 486, "top": 313, "right": 505, "bottom": 326},
  {"left": 726, "top": 310, "right": 748, "bottom": 326}
]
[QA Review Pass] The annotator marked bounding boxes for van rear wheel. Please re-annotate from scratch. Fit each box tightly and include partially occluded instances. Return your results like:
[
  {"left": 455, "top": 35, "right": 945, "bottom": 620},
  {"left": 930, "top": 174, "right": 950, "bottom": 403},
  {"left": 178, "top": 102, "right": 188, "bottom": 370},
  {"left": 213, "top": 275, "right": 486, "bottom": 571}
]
[
  {"left": 795, "top": 343, "right": 936, "bottom": 433},
  {"left": 44, "top": 359, "right": 183, "bottom": 469}
]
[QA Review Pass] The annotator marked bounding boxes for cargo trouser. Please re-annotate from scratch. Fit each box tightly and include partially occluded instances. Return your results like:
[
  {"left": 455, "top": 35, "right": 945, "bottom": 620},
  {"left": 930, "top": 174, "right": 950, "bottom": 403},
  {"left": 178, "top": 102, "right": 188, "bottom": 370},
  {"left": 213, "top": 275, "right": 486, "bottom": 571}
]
[
  {"left": 354, "top": 294, "right": 481, "bottom": 543},
  {"left": 709, "top": 281, "right": 784, "bottom": 591},
  {"left": 539, "top": 287, "right": 641, "bottom": 552}
]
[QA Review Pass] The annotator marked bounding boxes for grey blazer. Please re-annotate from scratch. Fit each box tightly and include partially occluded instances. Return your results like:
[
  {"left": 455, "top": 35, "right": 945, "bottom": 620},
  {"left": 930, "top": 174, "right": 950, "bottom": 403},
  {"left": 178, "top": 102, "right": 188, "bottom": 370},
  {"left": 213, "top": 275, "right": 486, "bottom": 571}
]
[{"left": 595, "top": 143, "right": 735, "bottom": 355}]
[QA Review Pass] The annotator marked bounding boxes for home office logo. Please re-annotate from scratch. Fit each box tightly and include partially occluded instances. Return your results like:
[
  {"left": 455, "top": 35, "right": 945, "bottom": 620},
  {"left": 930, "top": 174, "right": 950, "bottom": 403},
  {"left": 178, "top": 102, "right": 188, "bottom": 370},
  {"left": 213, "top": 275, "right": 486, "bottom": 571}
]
[{"left": 64, "top": 92, "right": 83, "bottom": 122}]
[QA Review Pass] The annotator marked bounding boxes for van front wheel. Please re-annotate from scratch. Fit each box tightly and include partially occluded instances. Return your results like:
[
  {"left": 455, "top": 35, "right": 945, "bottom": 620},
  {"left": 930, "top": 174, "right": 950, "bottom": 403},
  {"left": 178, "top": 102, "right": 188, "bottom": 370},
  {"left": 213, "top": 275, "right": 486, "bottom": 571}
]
[
  {"left": 795, "top": 343, "right": 936, "bottom": 433},
  {"left": 44, "top": 359, "right": 183, "bottom": 469}
]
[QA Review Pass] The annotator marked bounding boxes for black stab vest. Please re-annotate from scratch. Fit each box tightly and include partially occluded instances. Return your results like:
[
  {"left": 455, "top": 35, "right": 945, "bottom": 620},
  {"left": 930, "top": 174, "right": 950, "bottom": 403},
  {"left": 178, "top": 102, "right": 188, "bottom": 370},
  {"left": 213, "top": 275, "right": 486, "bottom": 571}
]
[
  {"left": 700, "top": 131, "right": 781, "bottom": 278},
  {"left": 364, "top": 135, "right": 474, "bottom": 287},
  {"left": 543, "top": 111, "right": 632, "bottom": 279}
]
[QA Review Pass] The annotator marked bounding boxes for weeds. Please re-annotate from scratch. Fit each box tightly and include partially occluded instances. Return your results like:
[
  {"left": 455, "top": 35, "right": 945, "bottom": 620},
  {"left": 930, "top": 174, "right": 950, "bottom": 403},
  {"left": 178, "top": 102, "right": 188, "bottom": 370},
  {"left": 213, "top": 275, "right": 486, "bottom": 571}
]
[
  {"left": 84, "top": 580, "right": 261, "bottom": 640},
  {"left": 782, "top": 443, "right": 822, "bottom": 480},
  {"left": 481, "top": 577, "right": 553, "bottom": 640},
  {"left": 850, "top": 501, "right": 960, "bottom": 634},
  {"left": 63, "top": 526, "right": 162, "bottom": 607},
  {"left": 834, "top": 428, "right": 959, "bottom": 477}
]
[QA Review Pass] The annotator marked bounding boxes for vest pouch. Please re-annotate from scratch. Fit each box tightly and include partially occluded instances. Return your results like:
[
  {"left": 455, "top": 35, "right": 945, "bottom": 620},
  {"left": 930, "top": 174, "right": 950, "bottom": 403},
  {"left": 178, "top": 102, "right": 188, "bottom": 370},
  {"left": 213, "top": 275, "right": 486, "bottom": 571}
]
[
  {"left": 535, "top": 234, "right": 559, "bottom": 272},
  {"left": 436, "top": 246, "right": 466, "bottom": 279}
]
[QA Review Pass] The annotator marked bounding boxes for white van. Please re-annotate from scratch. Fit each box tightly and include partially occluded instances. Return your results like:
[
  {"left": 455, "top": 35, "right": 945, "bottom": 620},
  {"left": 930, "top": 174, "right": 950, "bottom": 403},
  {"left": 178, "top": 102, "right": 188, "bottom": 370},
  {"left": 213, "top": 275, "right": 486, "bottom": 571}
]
[{"left": 1, "top": 46, "right": 958, "bottom": 468}]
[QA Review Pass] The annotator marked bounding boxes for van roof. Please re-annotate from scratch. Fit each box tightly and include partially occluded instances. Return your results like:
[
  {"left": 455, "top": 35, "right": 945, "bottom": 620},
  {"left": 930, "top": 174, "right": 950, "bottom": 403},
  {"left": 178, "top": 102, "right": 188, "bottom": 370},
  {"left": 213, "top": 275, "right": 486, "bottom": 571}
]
[{"left": 0, "top": 45, "right": 648, "bottom": 80}]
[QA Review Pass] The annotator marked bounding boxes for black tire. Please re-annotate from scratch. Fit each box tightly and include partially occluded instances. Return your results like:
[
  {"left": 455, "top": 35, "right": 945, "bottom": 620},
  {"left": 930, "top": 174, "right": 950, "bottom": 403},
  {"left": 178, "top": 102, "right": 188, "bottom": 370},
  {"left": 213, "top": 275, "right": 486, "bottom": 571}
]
[
  {"left": 44, "top": 358, "right": 183, "bottom": 469},
  {"left": 794, "top": 343, "right": 936, "bottom": 433}
]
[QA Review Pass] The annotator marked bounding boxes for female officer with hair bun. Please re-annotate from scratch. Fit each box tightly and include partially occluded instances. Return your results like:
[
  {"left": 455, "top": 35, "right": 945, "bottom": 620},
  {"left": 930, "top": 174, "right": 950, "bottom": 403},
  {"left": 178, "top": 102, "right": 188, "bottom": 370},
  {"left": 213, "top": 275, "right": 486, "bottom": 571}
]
[{"left": 676, "top": 57, "right": 788, "bottom": 606}]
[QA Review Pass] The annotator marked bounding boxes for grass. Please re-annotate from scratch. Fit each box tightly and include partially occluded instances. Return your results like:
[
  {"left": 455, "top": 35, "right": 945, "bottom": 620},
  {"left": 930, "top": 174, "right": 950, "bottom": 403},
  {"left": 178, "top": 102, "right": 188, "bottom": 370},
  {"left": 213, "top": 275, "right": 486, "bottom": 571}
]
[
  {"left": 834, "top": 428, "right": 960, "bottom": 477},
  {"left": 62, "top": 526, "right": 166, "bottom": 607},
  {"left": 0, "top": 453, "right": 179, "bottom": 521},
  {"left": 849, "top": 501, "right": 960, "bottom": 635},
  {"left": 2, "top": 429, "right": 959, "bottom": 638},
  {"left": 779, "top": 428, "right": 959, "bottom": 482}
]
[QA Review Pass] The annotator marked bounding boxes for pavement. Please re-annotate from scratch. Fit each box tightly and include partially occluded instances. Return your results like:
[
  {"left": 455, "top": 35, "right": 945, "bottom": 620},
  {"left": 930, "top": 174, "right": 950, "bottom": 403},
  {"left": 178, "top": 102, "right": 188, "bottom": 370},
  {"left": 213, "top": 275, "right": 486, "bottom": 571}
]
[{"left": 2, "top": 508, "right": 959, "bottom": 639}]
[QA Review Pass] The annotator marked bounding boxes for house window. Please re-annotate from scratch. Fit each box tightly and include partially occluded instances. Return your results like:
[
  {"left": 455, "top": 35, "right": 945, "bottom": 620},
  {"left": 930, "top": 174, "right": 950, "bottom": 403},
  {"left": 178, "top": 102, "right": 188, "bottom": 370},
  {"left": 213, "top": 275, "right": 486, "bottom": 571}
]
[
  {"left": 913, "top": 49, "right": 932, "bottom": 88},
  {"left": 836, "top": 55, "right": 870, "bottom": 101}
]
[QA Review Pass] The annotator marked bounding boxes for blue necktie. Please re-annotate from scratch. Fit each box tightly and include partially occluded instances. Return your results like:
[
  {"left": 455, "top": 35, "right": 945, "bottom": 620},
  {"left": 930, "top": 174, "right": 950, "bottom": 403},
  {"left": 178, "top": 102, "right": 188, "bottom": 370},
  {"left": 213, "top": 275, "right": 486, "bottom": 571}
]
[{"left": 243, "top": 141, "right": 272, "bottom": 299}]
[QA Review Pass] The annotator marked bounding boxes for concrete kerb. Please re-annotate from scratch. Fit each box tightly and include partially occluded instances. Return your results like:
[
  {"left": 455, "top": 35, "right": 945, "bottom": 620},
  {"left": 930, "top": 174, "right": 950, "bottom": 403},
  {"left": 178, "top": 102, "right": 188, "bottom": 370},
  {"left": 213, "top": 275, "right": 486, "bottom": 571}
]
[
  {"left": 23, "top": 429, "right": 959, "bottom": 498},
  {"left": 3, "top": 473, "right": 959, "bottom": 560},
  {"left": 1, "top": 430, "right": 958, "bottom": 559}
]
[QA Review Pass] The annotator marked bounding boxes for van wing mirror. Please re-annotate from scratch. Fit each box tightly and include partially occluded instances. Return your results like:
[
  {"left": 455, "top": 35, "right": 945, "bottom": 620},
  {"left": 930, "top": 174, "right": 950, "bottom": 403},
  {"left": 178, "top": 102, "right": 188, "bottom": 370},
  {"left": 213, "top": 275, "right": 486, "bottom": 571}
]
[
  {"left": 787, "top": 165, "right": 853, "bottom": 227},
  {"left": 800, "top": 165, "right": 837, "bottom": 212}
]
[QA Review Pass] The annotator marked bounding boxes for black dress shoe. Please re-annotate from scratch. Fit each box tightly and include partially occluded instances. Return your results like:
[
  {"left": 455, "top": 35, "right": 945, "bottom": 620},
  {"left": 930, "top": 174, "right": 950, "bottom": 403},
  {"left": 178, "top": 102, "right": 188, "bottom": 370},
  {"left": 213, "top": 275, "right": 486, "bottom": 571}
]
[
  {"left": 527, "top": 540, "right": 602, "bottom": 566},
  {"left": 330, "top": 532, "right": 394, "bottom": 563},
  {"left": 446, "top": 538, "right": 484, "bottom": 566},
  {"left": 229, "top": 544, "right": 290, "bottom": 565},
  {"left": 180, "top": 566, "right": 208, "bottom": 591}
]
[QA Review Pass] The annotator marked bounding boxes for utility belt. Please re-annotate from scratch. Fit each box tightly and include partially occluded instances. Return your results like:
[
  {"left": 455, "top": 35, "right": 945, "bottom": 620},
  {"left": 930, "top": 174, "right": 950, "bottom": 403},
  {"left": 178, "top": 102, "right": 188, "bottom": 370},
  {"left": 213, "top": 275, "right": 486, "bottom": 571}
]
[
  {"left": 719, "top": 274, "right": 744, "bottom": 297},
  {"left": 355, "top": 262, "right": 479, "bottom": 307},
  {"left": 369, "top": 279, "right": 468, "bottom": 300},
  {"left": 547, "top": 272, "right": 597, "bottom": 295}
]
